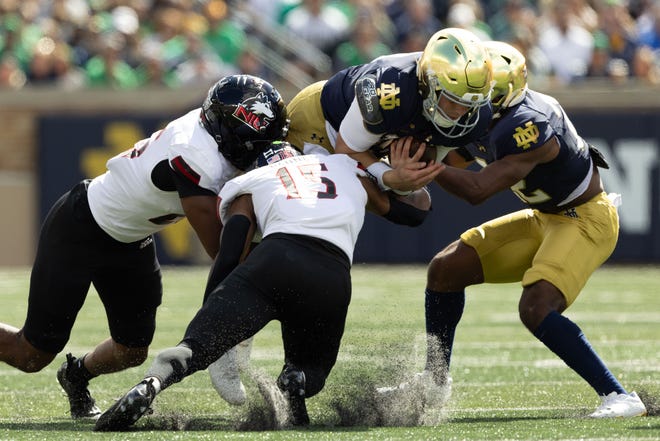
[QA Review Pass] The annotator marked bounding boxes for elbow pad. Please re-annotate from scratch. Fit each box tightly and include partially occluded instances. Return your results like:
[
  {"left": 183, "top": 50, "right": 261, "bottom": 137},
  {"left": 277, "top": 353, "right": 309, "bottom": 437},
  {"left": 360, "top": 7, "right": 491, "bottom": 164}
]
[
  {"left": 203, "top": 214, "right": 251, "bottom": 303},
  {"left": 383, "top": 193, "right": 430, "bottom": 227}
]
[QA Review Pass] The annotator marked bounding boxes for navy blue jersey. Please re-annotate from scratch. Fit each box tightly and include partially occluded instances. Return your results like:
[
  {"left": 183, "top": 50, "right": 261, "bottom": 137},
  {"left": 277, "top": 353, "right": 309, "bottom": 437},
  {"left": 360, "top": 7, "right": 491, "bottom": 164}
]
[
  {"left": 320, "top": 53, "right": 492, "bottom": 157},
  {"left": 464, "top": 90, "right": 592, "bottom": 212}
]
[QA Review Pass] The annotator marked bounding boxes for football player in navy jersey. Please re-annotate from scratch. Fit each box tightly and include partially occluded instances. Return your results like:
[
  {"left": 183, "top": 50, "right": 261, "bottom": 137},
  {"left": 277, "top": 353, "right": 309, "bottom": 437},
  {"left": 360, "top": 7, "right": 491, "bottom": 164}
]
[
  {"left": 0, "top": 75, "right": 289, "bottom": 418},
  {"left": 94, "top": 141, "right": 432, "bottom": 431},
  {"left": 284, "top": 27, "right": 494, "bottom": 194},
  {"left": 379, "top": 41, "right": 647, "bottom": 418}
]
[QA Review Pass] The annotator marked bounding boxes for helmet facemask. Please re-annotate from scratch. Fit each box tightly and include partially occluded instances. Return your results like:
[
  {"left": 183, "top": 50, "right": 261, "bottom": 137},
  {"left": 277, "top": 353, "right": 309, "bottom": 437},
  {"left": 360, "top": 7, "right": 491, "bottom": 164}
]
[{"left": 421, "top": 76, "right": 491, "bottom": 137}]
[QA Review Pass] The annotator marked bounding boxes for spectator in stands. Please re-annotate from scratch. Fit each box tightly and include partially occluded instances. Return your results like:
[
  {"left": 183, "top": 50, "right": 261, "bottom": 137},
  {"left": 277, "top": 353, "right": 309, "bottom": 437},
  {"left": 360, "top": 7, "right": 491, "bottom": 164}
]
[
  {"left": 202, "top": 0, "right": 247, "bottom": 66},
  {"left": 332, "top": 9, "right": 392, "bottom": 70},
  {"left": 83, "top": 32, "right": 142, "bottom": 89},
  {"left": 566, "top": 0, "right": 599, "bottom": 33},
  {"left": 587, "top": 30, "right": 614, "bottom": 79},
  {"left": 0, "top": 54, "right": 26, "bottom": 89},
  {"left": 488, "top": 0, "right": 537, "bottom": 41},
  {"left": 235, "top": 45, "right": 271, "bottom": 81},
  {"left": 537, "top": 0, "right": 594, "bottom": 84},
  {"left": 445, "top": 0, "right": 492, "bottom": 41},
  {"left": 2, "top": 0, "right": 660, "bottom": 89},
  {"left": 631, "top": 44, "right": 660, "bottom": 84},
  {"left": 26, "top": 37, "right": 60, "bottom": 85},
  {"left": 595, "top": 0, "right": 640, "bottom": 81},
  {"left": 637, "top": 1, "right": 660, "bottom": 49},
  {"left": 174, "top": 32, "right": 237, "bottom": 87},
  {"left": 389, "top": 0, "right": 442, "bottom": 50},
  {"left": 281, "top": 0, "right": 352, "bottom": 57}
]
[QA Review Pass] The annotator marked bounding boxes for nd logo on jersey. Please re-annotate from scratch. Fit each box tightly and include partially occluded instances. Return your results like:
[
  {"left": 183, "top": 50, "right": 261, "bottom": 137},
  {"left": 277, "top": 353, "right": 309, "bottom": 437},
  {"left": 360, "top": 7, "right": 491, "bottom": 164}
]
[
  {"left": 377, "top": 83, "right": 400, "bottom": 110},
  {"left": 513, "top": 121, "right": 539, "bottom": 150}
]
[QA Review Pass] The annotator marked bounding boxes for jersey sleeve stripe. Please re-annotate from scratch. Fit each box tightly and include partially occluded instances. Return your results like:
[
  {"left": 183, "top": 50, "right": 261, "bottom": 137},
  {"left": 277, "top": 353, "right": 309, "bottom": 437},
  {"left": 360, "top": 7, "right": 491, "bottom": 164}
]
[{"left": 171, "top": 155, "right": 201, "bottom": 185}]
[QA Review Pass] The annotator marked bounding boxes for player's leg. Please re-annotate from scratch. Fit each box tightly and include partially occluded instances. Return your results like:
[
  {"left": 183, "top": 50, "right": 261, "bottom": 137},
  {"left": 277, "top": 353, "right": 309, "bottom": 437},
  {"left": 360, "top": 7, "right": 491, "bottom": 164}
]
[
  {"left": 207, "top": 345, "right": 247, "bottom": 405},
  {"left": 67, "top": 232, "right": 162, "bottom": 380},
  {"left": 522, "top": 196, "right": 646, "bottom": 417},
  {"left": 424, "top": 210, "right": 539, "bottom": 384},
  {"left": 58, "top": 227, "right": 162, "bottom": 420},
  {"left": 423, "top": 239, "right": 479, "bottom": 385},
  {"left": 206, "top": 241, "right": 260, "bottom": 407},
  {"left": 0, "top": 324, "right": 55, "bottom": 372},
  {"left": 276, "top": 238, "right": 351, "bottom": 425},
  {"left": 0, "top": 187, "right": 92, "bottom": 373},
  {"left": 375, "top": 237, "right": 484, "bottom": 402},
  {"left": 284, "top": 80, "right": 334, "bottom": 153},
  {"left": 95, "top": 247, "right": 278, "bottom": 431}
]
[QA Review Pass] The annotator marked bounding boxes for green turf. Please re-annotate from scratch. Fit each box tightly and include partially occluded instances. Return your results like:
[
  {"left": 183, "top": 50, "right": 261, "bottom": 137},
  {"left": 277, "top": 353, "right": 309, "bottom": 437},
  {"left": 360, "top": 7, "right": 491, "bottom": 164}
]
[{"left": 0, "top": 264, "right": 658, "bottom": 440}]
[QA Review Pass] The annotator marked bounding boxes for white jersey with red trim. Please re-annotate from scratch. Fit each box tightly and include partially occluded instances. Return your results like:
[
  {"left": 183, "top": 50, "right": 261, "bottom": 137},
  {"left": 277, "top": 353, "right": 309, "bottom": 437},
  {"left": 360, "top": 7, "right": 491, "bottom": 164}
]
[
  {"left": 87, "top": 109, "right": 240, "bottom": 243},
  {"left": 219, "top": 153, "right": 368, "bottom": 262}
]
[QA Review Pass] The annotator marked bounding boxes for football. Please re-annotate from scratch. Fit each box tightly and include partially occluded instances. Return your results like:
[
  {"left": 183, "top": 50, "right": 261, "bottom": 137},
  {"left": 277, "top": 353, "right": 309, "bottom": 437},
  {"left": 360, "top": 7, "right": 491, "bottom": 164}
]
[{"left": 408, "top": 139, "right": 437, "bottom": 165}]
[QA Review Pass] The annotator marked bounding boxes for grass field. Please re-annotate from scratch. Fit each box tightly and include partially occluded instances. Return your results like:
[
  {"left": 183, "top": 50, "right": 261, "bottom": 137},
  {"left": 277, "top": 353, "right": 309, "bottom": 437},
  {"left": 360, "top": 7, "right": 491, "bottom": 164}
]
[{"left": 0, "top": 264, "right": 658, "bottom": 440}]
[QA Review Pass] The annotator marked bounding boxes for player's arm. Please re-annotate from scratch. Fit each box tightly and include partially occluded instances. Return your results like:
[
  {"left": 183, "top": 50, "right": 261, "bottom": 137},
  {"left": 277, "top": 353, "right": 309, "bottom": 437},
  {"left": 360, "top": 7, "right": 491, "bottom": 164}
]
[
  {"left": 204, "top": 194, "right": 256, "bottom": 301},
  {"left": 336, "top": 92, "right": 442, "bottom": 193},
  {"left": 169, "top": 160, "right": 223, "bottom": 258},
  {"left": 361, "top": 176, "right": 432, "bottom": 227},
  {"left": 180, "top": 195, "right": 222, "bottom": 259},
  {"left": 434, "top": 136, "right": 560, "bottom": 205}
]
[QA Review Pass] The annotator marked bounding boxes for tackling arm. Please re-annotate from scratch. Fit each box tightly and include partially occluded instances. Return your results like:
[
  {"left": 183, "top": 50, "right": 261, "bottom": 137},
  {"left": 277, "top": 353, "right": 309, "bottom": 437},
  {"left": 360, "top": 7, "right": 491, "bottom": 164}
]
[
  {"left": 335, "top": 100, "right": 442, "bottom": 192},
  {"left": 180, "top": 195, "right": 223, "bottom": 259},
  {"left": 203, "top": 194, "right": 256, "bottom": 302},
  {"left": 361, "top": 176, "right": 432, "bottom": 227},
  {"left": 434, "top": 137, "right": 560, "bottom": 205}
]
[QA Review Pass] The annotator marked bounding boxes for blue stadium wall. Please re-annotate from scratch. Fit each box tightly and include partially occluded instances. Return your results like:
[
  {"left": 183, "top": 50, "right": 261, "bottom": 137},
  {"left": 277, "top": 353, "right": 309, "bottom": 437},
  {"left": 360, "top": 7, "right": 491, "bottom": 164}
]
[{"left": 38, "top": 110, "right": 660, "bottom": 264}]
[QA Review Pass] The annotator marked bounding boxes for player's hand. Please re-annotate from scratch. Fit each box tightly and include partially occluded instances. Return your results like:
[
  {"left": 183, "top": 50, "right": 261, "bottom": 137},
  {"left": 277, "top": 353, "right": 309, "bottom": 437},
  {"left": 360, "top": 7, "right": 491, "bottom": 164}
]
[{"left": 384, "top": 137, "right": 444, "bottom": 192}]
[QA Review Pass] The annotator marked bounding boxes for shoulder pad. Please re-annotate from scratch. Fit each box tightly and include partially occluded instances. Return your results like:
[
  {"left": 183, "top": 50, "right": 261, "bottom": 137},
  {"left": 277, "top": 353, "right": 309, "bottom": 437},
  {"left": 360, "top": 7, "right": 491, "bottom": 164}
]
[{"left": 355, "top": 75, "right": 384, "bottom": 126}]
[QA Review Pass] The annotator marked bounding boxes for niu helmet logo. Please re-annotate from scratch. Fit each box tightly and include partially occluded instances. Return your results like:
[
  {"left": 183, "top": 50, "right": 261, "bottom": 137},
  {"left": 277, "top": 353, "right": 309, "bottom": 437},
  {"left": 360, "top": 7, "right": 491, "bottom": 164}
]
[{"left": 232, "top": 92, "right": 275, "bottom": 133}]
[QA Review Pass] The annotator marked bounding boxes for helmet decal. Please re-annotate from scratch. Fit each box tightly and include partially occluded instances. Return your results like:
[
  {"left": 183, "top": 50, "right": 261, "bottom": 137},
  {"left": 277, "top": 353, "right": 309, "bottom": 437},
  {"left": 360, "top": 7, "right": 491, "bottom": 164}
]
[
  {"left": 232, "top": 91, "right": 276, "bottom": 134},
  {"left": 256, "top": 141, "right": 301, "bottom": 167}
]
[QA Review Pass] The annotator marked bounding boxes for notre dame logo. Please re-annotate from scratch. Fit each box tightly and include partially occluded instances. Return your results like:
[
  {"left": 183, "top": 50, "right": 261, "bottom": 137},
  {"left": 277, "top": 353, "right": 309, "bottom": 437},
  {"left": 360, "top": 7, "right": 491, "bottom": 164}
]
[
  {"left": 512, "top": 121, "right": 539, "bottom": 150},
  {"left": 377, "top": 83, "right": 400, "bottom": 110}
]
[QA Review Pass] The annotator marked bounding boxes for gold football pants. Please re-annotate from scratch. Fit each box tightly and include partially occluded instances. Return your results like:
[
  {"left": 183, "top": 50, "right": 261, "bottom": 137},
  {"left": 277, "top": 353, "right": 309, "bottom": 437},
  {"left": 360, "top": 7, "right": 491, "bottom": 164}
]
[
  {"left": 461, "top": 192, "right": 619, "bottom": 306},
  {"left": 285, "top": 80, "right": 335, "bottom": 154}
]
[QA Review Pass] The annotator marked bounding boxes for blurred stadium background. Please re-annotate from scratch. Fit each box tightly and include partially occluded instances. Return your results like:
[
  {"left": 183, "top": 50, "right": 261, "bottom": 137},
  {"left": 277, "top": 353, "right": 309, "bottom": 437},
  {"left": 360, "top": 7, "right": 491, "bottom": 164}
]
[{"left": 1, "top": 0, "right": 660, "bottom": 266}]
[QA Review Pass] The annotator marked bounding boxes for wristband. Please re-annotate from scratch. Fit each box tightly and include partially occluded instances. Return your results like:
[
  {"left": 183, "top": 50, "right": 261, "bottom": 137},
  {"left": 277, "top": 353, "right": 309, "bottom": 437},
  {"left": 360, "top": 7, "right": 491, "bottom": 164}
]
[{"left": 366, "top": 161, "right": 392, "bottom": 191}]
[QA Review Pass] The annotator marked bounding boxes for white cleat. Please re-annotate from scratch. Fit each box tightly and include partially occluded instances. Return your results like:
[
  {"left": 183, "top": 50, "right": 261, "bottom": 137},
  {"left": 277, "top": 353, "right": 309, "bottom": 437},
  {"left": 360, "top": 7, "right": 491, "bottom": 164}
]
[
  {"left": 589, "top": 391, "right": 647, "bottom": 418},
  {"left": 208, "top": 346, "right": 247, "bottom": 406},
  {"left": 376, "top": 370, "right": 452, "bottom": 408}
]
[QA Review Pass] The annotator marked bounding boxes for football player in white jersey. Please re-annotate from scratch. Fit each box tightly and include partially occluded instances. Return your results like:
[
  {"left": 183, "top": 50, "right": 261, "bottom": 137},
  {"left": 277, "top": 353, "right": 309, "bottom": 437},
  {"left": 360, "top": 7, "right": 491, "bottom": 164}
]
[
  {"left": 94, "top": 141, "right": 432, "bottom": 431},
  {"left": 0, "top": 75, "right": 289, "bottom": 419}
]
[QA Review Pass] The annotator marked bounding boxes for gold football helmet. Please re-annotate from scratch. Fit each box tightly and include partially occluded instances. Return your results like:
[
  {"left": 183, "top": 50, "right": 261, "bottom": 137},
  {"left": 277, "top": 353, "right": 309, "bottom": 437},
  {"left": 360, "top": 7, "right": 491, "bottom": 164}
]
[
  {"left": 417, "top": 27, "right": 493, "bottom": 138},
  {"left": 483, "top": 40, "right": 528, "bottom": 115}
]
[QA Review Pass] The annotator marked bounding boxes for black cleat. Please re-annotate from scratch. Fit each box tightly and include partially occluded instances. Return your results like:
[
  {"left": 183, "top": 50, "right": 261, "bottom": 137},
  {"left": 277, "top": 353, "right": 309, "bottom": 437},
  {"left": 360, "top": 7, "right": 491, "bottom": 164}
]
[
  {"left": 277, "top": 365, "right": 309, "bottom": 426},
  {"left": 94, "top": 379, "right": 156, "bottom": 432},
  {"left": 56, "top": 353, "right": 101, "bottom": 419}
]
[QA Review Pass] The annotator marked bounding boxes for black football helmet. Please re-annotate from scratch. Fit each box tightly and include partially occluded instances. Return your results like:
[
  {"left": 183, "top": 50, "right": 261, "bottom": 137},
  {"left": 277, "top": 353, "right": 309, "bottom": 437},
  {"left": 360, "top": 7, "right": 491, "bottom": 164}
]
[
  {"left": 256, "top": 141, "right": 302, "bottom": 167},
  {"left": 200, "top": 75, "right": 289, "bottom": 170}
]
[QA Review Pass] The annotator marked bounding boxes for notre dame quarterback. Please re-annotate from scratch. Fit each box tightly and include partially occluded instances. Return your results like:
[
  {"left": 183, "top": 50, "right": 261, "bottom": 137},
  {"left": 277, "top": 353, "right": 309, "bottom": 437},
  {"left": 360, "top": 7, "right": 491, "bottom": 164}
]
[{"left": 284, "top": 27, "right": 494, "bottom": 193}]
